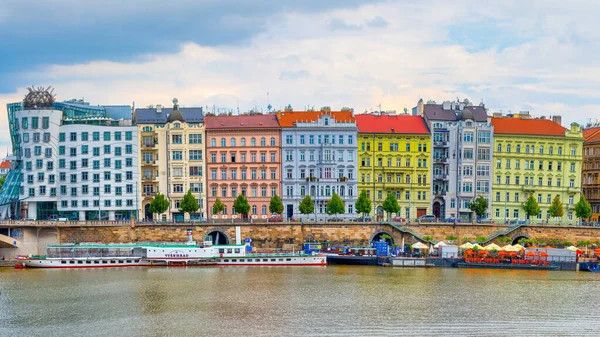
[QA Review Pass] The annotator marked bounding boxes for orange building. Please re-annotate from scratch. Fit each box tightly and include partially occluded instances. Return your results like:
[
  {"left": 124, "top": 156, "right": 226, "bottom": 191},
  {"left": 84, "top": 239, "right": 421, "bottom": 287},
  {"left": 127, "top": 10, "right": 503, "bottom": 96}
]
[
  {"left": 582, "top": 126, "right": 600, "bottom": 221},
  {"left": 205, "top": 115, "right": 281, "bottom": 220}
]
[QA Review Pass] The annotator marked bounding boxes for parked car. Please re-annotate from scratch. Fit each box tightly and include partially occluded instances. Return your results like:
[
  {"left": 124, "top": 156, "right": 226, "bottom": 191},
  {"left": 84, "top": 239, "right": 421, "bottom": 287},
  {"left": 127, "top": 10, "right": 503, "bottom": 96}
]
[
  {"left": 477, "top": 216, "right": 493, "bottom": 224},
  {"left": 417, "top": 214, "right": 437, "bottom": 222},
  {"left": 267, "top": 215, "right": 283, "bottom": 223},
  {"left": 508, "top": 218, "right": 529, "bottom": 225},
  {"left": 327, "top": 218, "right": 344, "bottom": 222},
  {"left": 23, "top": 217, "right": 37, "bottom": 221},
  {"left": 392, "top": 216, "right": 406, "bottom": 222},
  {"left": 49, "top": 215, "right": 69, "bottom": 221},
  {"left": 354, "top": 216, "right": 372, "bottom": 222},
  {"left": 443, "top": 217, "right": 461, "bottom": 223}
]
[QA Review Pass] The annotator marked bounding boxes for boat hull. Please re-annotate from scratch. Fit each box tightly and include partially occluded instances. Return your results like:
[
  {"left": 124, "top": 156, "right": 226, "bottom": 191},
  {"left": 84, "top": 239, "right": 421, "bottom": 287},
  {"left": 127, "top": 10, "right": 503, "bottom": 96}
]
[
  {"left": 217, "top": 255, "right": 327, "bottom": 266},
  {"left": 457, "top": 262, "right": 558, "bottom": 270}
]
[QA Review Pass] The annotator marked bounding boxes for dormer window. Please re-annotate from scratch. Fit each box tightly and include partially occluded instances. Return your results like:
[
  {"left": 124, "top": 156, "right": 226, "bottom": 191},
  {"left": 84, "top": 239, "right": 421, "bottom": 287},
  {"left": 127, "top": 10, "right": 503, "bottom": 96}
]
[
  {"left": 174, "top": 123, "right": 180, "bottom": 128},
  {"left": 465, "top": 122, "right": 472, "bottom": 127},
  {"left": 324, "top": 118, "right": 329, "bottom": 125}
]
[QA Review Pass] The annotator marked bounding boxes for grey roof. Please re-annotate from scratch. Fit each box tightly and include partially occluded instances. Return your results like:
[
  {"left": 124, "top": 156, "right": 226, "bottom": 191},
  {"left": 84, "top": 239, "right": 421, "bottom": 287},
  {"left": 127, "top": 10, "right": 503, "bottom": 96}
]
[
  {"left": 423, "top": 104, "right": 487, "bottom": 122},
  {"left": 135, "top": 107, "right": 204, "bottom": 124}
]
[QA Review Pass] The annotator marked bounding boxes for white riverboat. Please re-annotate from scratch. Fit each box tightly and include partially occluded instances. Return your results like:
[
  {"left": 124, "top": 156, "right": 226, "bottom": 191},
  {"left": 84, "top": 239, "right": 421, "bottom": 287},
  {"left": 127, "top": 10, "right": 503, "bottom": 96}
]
[{"left": 17, "top": 230, "right": 326, "bottom": 268}]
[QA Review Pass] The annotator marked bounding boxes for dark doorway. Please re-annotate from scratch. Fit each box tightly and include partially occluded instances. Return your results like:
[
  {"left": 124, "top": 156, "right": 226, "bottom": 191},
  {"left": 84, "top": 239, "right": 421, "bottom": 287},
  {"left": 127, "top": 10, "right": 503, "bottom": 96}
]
[
  {"left": 372, "top": 232, "right": 394, "bottom": 245},
  {"left": 287, "top": 204, "right": 293, "bottom": 219},
  {"left": 433, "top": 202, "right": 441, "bottom": 219},
  {"left": 144, "top": 204, "right": 153, "bottom": 220}
]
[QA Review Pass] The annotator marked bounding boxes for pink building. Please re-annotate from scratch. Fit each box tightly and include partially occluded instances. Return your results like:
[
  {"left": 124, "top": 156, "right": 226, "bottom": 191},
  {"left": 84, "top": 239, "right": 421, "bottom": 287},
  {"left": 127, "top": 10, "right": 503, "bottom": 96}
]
[{"left": 205, "top": 115, "right": 281, "bottom": 220}]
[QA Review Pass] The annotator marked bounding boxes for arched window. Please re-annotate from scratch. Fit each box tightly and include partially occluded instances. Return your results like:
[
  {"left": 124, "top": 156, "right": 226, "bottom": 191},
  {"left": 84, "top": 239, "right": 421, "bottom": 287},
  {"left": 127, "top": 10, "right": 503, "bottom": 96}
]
[
  {"left": 251, "top": 137, "right": 256, "bottom": 146},
  {"left": 241, "top": 138, "right": 246, "bottom": 146},
  {"left": 142, "top": 126, "right": 153, "bottom": 132},
  {"left": 261, "top": 205, "right": 267, "bottom": 215},
  {"left": 260, "top": 137, "right": 266, "bottom": 146},
  {"left": 348, "top": 186, "right": 353, "bottom": 197},
  {"left": 516, "top": 144, "right": 521, "bottom": 153},
  {"left": 252, "top": 205, "right": 257, "bottom": 215},
  {"left": 310, "top": 186, "right": 316, "bottom": 197},
  {"left": 300, "top": 186, "right": 306, "bottom": 196},
  {"left": 325, "top": 185, "right": 331, "bottom": 196},
  {"left": 540, "top": 145, "right": 544, "bottom": 154},
  {"left": 270, "top": 137, "right": 275, "bottom": 146},
  {"left": 324, "top": 118, "right": 329, "bottom": 126},
  {"left": 174, "top": 123, "right": 180, "bottom": 128},
  {"left": 558, "top": 146, "right": 563, "bottom": 155},
  {"left": 549, "top": 146, "right": 554, "bottom": 154},
  {"left": 378, "top": 174, "right": 383, "bottom": 183},
  {"left": 339, "top": 186, "right": 345, "bottom": 196},
  {"left": 220, "top": 138, "right": 226, "bottom": 147},
  {"left": 211, "top": 138, "right": 216, "bottom": 147},
  {"left": 506, "top": 144, "right": 511, "bottom": 153},
  {"left": 230, "top": 138, "right": 236, "bottom": 147},
  {"left": 525, "top": 145, "right": 530, "bottom": 154}
]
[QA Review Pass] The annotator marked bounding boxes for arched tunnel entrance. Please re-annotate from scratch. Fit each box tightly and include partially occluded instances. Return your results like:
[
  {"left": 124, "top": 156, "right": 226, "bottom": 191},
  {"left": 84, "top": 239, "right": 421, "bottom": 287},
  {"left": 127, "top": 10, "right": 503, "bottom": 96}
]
[
  {"left": 206, "top": 230, "right": 229, "bottom": 245},
  {"left": 512, "top": 235, "right": 530, "bottom": 245},
  {"left": 372, "top": 231, "right": 394, "bottom": 245}
]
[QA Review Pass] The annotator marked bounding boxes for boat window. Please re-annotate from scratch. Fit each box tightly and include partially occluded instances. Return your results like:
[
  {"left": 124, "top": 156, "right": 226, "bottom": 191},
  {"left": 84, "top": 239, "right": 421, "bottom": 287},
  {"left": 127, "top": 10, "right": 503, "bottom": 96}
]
[
  {"left": 234, "top": 249, "right": 240, "bottom": 254},
  {"left": 110, "top": 260, "right": 116, "bottom": 263},
  {"left": 102, "top": 260, "right": 108, "bottom": 264},
  {"left": 86, "top": 261, "right": 91, "bottom": 264},
  {"left": 224, "top": 259, "right": 229, "bottom": 262},
  {"left": 69, "top": 261, "right": 75, "bottom": 264},
  {"left": 77, "top": 261, "right": 83, "bottom": 264},
  {"left": 219, "top": 249, "right": 224, "bottom": 254},
  {"left": 255, "top": 259, "right": 260, "bottom": 262},
  {"left": 119, "top": 260, "right": 124, "bottom": 264},
  {"left": 286, "top": 258, "right": 291, "bottom": 261},
  {"left": 239, "top": 259, "right": 244, "bottom": 262},
  {"left": 278, "top": 259, "right": 283, "bottom": 261},
  {"left": 126, "top": 260, "right": 131, "bottom": 263},
  {"left": 94, "top": 261, "right": 99, "bottom": 264},
  {"left": 271, "top": 259, "right": 276, "bottom": 262},
  {"left": 231, "top": 259, "right": 237, "bottom": 262},
  {"left": 263, "top": 259, "right": 268, "bottom": 262},
  {"left": 61, "top": 261, "right": 66, "bottom": 264},
  {"left": 227, "top": 249, "right": 232, "bottom": 254}
]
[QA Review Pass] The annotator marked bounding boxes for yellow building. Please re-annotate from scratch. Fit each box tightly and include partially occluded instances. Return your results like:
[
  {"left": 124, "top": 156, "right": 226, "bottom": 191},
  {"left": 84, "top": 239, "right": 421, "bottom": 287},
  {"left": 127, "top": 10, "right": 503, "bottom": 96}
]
[
  {"left": 355, "top": 114, "right": 431, "bottom": 220},
  {"left": 134, "top": 99, "right": 206, "bottom": 222},
  {"left": 491, "top": 113, "right": 583, "bottom": 224}
]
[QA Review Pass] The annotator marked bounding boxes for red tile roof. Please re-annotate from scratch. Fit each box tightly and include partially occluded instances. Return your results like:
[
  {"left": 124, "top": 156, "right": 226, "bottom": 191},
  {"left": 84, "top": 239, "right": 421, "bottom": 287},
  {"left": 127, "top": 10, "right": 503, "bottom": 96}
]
[
  {"left": 0, "top": 160, "right": 10, "bottom": 169},
  {"left": 585, "top": 129, "right": 600, "bottom": 144},
  {"left": 355, "top": 114, "right": 429, "bottom": 134},
  {"left": 491, "top": 117, "right": 566, "bottom": 136},
  {"left": 583, "top": 127, "right": 600, "bottom": 141},
  {"left": 205, "top": 115, "right": 280, "bottom": 129},
  {"left": 277, "top": 110, "right": 355, "bottom": 127}
]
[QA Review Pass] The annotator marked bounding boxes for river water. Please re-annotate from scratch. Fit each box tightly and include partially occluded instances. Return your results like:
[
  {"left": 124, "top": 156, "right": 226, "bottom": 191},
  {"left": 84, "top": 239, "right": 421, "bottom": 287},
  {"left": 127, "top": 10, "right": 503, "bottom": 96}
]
[{"left": 1, "top": 266, "right": 599, "bottom": 337}]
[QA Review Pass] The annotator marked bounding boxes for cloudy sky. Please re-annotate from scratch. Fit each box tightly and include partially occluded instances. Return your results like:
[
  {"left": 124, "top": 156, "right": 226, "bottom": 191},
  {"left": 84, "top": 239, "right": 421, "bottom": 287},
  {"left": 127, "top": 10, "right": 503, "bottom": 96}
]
[{"left": 1, "top": 0, "right": 599, "bottom": 150}]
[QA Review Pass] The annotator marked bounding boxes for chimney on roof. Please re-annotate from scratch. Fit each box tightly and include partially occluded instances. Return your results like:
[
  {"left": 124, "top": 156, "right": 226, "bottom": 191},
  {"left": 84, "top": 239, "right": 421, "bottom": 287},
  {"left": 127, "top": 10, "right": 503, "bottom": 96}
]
[
  {"left": 492, "top": 112, "right": 502, "bottom": 118},
  {"left": 156, "top": 104, "right": 162, "bottom": 113},
  {"left": 276, "top": 110, "right": 282, "bottom": 119},
  {"left": 552, "top": 115, "right": 562, "bottom": 126}
]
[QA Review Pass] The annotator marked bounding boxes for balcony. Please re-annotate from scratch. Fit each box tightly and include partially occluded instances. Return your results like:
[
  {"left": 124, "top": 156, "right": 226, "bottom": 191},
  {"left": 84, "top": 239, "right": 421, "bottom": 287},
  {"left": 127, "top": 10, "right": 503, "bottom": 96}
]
[
  {"left": 434, "top": 157, "right": 448, "bottom": 164},
  {"left": 433, "top": 174, "right": 447, "bottom": 180},
  {"left": 434, "top": 141, "right": 448, "bottom": 147},
  {"left": 142, "top": 175, "right": 157, "bottom": 181},
  {"left": 144, "top": 191, "right": 156, "bottom": 197},
  {"left": 522, "top": 185, "right": 535, "bottom": 192},
  {"left": 142, "top": 142, "right": 157, "bottom": 149},
  {"left": 142, "top": 160, "right": 158, "bottom": 166},
  {"left": 434, "top": 190, "right": 446, "bottom": 196},
  {"left": 568, "top": 187, "right": 581, "bottom": 194}
]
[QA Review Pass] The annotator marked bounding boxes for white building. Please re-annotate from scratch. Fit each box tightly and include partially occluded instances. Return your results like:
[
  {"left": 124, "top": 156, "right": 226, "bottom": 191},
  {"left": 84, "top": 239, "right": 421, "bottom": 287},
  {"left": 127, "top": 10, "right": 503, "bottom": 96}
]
[{"left": 11, "top": 95, "right": 139, "bottom": 221}]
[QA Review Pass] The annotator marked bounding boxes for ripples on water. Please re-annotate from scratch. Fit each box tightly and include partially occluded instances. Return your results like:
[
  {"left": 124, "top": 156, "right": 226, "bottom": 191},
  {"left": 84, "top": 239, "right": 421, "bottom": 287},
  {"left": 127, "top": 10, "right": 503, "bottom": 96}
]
[{"left": 1, "top": 267, "right": 600, "bottom": 337}]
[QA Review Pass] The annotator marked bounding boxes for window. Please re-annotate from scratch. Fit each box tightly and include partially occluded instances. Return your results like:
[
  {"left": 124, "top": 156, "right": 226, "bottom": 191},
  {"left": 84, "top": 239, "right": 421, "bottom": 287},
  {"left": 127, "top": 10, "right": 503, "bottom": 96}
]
[
  {"left": 189, "top": 134, "right": 202, "bottom": 144},
  {"left": 172, "top": 134, "right": 183, "bottom": 144},
  {"left": 42, "top": 117, "right": 49, "bottom": 129},
  {"left": 189, "top": 166, "right": 202, "bottom": 176},
  {"left": 285, "top": 135, "right": 292, "bottom": 145},
  {"left": 260, "top": 138, "right": 266, "bottom": 146},
  {"left": 477, "top": 131, "right": 490, "bottom": 143},
  {"left": 172, "top": 151, "right": 183, "bottom": 160},
  {"left": 477, "top": 148, "right": 490, "bottom": 160},
  {"left": 463, "top": 132, "right": 473, "bottom": 142},
  {"left": 190, "top": 150, "right": 202, "bottom": 160}
]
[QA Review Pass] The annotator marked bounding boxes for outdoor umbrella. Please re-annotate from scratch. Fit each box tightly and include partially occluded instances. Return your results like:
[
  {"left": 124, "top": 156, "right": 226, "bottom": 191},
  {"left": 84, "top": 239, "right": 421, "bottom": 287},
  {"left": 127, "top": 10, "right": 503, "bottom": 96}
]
[
  {"left": 576, "top": 249, "right": 584, "bottom": 255},
  {"left": 508, "top": 251, "right": 518, "bottom": 257},
  {"left": 538, "top": 252, "right": 549, "bottom": 258},
  {"left": 484, "top": 243, "right": 502, "bottom": 251},
  {"left": 472, "top": 244, "right": 484, "bottom": 250},
  {"left": 513, "top": 244, "right": 525, "bottom": 251},
  {"left": 434, "top": 241, "right": 447, "bottom": 248},
  {"left": 501, "top": 245, "right": 515, "bottom": 251},
  {"left": 459, "top": 242, "right": 473, "bottom": 249},
  {"left": 525, "top": 252, "right": 536, "bottom": 257},
  {"left": 498, "top": 251, "right": 507, "bottom": 257},
  {"left": 478, "top": 250, "right": 488, "bottom": 255},
  {"left": 464, "top": 249, "right": 476, "bottom": 255},
  {"left": 412, "top": 242, "right": 428, "bottom": 250},
  {"left": 594, "top": 249, "right": 600, "bottom": 255},
  {"left": 566, "top": 245, "right": 579, "bottom": 251}
]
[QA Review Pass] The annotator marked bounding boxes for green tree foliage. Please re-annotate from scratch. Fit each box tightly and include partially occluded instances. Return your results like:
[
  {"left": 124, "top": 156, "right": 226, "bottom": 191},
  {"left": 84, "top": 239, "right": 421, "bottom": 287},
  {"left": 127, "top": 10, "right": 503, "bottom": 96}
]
[
  {"left": 522, "top": 196, "right": 541, "bottom": 219},
  {"left": 548, "top": 196, "right": 564, "bottom": 218},
  {"left": 476, "top": 236, "right": 487, "bottom": 244},
  {"left": 0, "top": 176, "right": 5, "bottom": 191},
  {"left": 468, "top": 195, "right": 489, "bottom": 217},
  {"left": 298, "top": 195, "right": 314, "bottom": 215},
  {"left": 269, "top": 194, "right": 284, "bottom": 215},
  {"left": 355, "top": 190, "right": 372, "bottom": 218},
  {"left": 233, "top": 194, "right": 250, "bottom": 217},
  {"left": 382, "top": 193, "right": 400, "bottom": 220},
  {"left": 212, "top": 198, "right": 225, "bottom": 216},
  {"left": 326, "top": 193, "right": 345, "bottom": 216},
  {"left": 148, "top": 193, "right": 169, "bottom": 216},
  {"left": 179, "top": 190, "right": 199, "bottom": 215},
  {"left": 445, "top": 235, "right": 458, "bottom": 243},
  {"left": 574, "top": 195, "right": 592, "bottom": 221}
]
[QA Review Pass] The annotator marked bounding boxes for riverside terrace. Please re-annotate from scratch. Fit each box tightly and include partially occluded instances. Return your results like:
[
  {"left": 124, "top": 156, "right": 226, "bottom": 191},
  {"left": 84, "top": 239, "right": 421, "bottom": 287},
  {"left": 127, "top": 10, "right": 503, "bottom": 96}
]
[{"left": 1, "top": 219, "right": 600, "bottom": 257}]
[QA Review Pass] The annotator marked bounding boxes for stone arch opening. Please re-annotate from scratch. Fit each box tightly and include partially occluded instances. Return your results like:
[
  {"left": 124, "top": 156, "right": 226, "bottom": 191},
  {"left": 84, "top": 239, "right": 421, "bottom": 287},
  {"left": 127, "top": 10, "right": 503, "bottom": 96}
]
[
  {"left": 511, "top": 234, "right": 531, "bottom": 245},
  {"left": 206, "top": 229, "right": 230, "bottom": 245},
  {"left": 144, "top": 204, "right": 153, "bottom": 220},
  {"left": 371, "top": 231, "right": 394, "bottom": 245}
]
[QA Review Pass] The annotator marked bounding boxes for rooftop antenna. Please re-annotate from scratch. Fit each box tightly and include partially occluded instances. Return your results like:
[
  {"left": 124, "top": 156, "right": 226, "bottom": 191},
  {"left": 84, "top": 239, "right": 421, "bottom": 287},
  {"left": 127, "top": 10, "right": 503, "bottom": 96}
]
[{"left": 237, "top": 100, "right": 240, "bottom": 115}]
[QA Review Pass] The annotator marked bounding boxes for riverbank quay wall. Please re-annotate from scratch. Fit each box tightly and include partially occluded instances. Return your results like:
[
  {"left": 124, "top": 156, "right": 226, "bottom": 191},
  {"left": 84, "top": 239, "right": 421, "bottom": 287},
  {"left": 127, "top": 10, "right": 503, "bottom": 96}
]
[{"left": 1, "top": 221, "right": 599, "bottom": 257}]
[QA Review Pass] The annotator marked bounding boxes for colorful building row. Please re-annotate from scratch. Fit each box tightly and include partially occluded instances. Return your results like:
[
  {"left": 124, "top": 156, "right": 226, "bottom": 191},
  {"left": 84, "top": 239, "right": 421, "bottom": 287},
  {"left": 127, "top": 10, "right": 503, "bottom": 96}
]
[{"left": 1, "top": 89, "right": 585, "bottom": 224}]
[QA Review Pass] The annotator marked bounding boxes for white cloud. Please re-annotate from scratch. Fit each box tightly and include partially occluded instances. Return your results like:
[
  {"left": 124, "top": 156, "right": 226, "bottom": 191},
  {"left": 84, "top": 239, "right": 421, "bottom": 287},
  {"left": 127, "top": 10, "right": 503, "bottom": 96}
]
[{"left": 2, "top": 0, "right": 600, "bottom": 149}]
